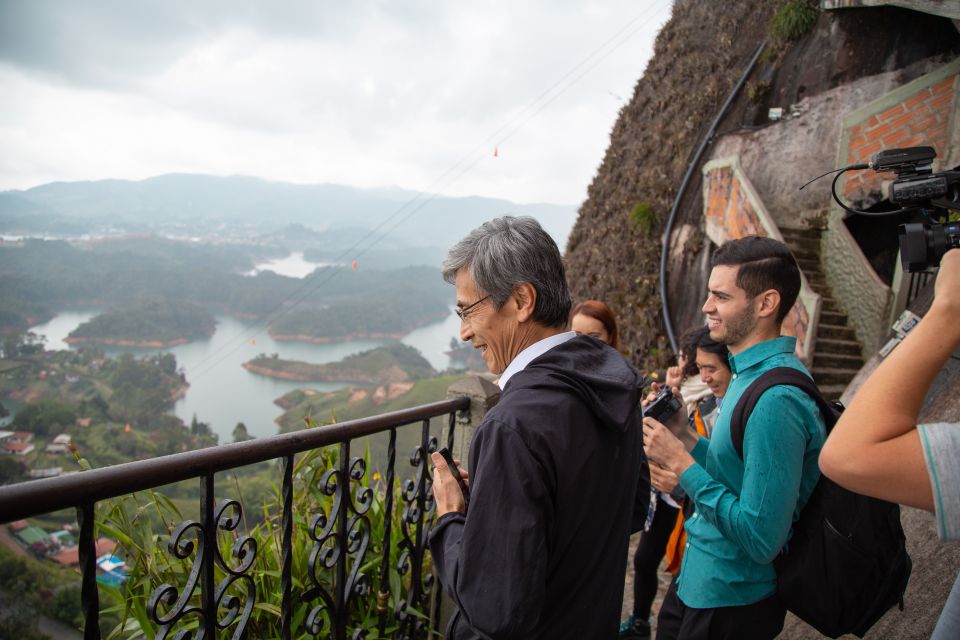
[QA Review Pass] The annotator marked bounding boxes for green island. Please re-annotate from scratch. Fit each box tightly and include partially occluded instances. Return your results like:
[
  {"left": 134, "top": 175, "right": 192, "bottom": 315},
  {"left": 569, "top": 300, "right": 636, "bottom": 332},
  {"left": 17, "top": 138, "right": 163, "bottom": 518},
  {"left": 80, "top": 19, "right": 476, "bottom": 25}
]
[
  {"left": 273, "top": 373, "right": 468, "bottom": 477},
  {"left": 66, "top": 298, "right": 216, "bottom": 347},
  {"left": 0, "top": 239, "right": 452, "bottom": 344},
  {"left": 243, "top": 343, "right": 437, "bottom": 384},
  {"left": 267, "top": 294, "right": 450, "bottom": 342}
]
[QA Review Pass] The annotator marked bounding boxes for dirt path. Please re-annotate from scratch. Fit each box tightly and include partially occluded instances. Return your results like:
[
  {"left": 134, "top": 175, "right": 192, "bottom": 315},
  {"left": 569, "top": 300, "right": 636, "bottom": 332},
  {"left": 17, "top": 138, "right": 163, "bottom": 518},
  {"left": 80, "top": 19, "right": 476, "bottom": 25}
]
[{"left": 621, "top": 531, "right": 671, "bottom": 635}]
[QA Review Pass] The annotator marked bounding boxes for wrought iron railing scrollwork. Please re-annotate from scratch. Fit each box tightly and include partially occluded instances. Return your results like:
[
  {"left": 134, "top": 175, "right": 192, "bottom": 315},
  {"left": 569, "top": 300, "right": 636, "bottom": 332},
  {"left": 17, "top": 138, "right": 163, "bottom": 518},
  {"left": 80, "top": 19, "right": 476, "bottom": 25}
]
[
  {"left": 147, "top": 485, "right": 257, "bottom": 639},
  {"left": 395, "top": 419, "right": 439, "bottom": 639},
  {"left": 0, "top": 395, "right": 472, "bottom": 640},
  {"left": 303, "top": 440, "right": 375, "bottom": 639}
]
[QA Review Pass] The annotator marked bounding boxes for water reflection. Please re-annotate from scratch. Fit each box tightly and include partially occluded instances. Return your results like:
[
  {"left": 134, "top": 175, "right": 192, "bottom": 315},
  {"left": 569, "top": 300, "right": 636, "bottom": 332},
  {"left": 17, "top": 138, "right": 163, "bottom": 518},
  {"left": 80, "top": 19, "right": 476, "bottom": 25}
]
[{"left": 28, "top": 310, "right": 462, "bottom": 442}]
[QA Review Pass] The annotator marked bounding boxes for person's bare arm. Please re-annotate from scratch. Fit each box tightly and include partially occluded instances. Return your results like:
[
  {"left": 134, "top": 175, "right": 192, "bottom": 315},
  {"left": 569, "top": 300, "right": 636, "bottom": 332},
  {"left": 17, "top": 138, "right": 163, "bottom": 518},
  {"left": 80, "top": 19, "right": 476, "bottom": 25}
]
[{"left": 819, "top": 249, "right": 960, "bottom": 510}]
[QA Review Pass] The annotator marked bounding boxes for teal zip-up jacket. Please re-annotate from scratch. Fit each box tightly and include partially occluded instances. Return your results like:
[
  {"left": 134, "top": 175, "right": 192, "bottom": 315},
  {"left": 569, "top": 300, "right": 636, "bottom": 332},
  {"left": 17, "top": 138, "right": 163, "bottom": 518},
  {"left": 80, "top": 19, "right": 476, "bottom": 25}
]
[{"left": 677, "top": 336, "right": 825, "bottom": 608}]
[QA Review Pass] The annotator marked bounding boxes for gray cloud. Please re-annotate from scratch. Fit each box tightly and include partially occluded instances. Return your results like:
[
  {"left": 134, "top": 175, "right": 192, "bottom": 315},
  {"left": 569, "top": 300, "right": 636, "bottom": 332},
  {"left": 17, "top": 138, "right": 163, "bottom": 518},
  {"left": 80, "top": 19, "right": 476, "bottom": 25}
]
[{"left": 0, "top": 0, "right": 672, "bottom": 203}]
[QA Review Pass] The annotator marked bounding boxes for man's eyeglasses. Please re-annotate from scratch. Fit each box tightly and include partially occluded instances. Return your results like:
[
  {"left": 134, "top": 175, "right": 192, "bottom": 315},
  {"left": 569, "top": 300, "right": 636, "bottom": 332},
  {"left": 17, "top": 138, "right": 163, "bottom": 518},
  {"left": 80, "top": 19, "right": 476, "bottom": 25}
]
[{"left": 455, "top": 295, "right": 490, "bottom": 321}]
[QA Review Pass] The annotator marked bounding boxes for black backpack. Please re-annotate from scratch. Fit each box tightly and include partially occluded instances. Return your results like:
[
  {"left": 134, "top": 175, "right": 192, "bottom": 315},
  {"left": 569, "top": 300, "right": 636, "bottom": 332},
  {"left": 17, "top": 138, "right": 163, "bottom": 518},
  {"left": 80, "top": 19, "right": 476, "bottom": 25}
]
[{"left": 729, "top": 367, "right": 912, "bottom": 639}]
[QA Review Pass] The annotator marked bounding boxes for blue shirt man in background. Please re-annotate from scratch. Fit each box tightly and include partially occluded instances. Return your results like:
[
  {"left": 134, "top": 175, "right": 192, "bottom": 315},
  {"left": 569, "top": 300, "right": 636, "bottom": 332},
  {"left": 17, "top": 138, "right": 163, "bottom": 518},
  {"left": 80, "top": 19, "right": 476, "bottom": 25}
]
[{"left": 643, "top": 235, "right": 825, "bottom": 640}]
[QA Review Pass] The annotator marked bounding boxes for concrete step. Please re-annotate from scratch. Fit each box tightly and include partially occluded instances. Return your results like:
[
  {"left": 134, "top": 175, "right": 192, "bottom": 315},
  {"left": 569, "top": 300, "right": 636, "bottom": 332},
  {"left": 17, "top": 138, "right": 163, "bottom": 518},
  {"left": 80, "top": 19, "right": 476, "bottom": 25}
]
[
  {"left": 787, "top": 245, "right": 819, "bottom": 262},
  {"left": 780, "top": 226, "right": 823, "bottom": 240},
  {"left": 818, "top": 323, "right": 858, "bottom": 341},
  {"left": 797, "top": 258, "right": 822, "bottom": 273},
  {"left": 820, "top": 309, "right": 847, "bottom": 325},
  {"left": 820, "top": 297, "right": 842, "bottom": 313},
  {"left": 813, "top": 351, "right": 864, "bottom": 370},
  {"left": 815, "top": 337, "right": 862, "bottom": 356},
  {"left": 781, "top": 231, "right": 821, "bottom": 254},
  {"left": 812, "top": 367, "right": 861, "bottom": 386},
  {"left": 803, "top": 272, "right": 827, "bottom": 287},
  {"left": 818, "top": 383, "right": 847, "bottom": 401}
]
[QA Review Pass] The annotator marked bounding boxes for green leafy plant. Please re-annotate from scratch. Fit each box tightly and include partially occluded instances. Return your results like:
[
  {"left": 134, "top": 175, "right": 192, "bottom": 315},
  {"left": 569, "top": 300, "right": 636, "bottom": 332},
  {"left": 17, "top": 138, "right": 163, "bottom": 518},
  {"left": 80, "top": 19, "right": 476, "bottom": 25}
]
[
  {"left": 628, "top": 202, "right": 656, "bottom": 234},
  {"left": 747, "top": 80, "right": 772, "bottom": 105},
  {"left": 770, "top": 0, "right": 819, "bottom": 43}
]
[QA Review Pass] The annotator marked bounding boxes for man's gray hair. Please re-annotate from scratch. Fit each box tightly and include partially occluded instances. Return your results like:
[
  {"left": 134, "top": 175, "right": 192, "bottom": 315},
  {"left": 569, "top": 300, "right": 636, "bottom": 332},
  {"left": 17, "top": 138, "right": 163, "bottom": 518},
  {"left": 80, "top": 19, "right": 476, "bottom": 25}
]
[{"left": 442, "top": 216, "right": 571, "bottom": 328}]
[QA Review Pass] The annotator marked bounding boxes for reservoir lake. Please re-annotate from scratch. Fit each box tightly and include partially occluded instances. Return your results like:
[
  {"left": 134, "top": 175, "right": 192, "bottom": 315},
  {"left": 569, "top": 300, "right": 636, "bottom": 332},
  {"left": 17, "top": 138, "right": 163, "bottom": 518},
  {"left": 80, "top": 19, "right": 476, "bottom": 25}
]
[{"left": 29, "top": 254, "right": 465, "bottom": 443}]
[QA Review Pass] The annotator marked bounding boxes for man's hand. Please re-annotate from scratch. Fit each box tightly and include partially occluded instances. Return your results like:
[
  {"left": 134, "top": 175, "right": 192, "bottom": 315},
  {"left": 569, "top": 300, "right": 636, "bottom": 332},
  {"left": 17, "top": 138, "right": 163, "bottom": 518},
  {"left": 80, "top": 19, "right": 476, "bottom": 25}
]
[
  {"left": 643, "top": 417, "right": 695, "bottom": 477},
  {"left": 649, "top": 462, "right": 679, "bottom": 495},
  {"left": 643, "top": 382, "right": 696, "bottom": 447},
  {"left": 665, "top": 365, "right": 683, "bottom": 390},
  {"left": 430, "top": 451, "right": 469, "bottom": 517}
]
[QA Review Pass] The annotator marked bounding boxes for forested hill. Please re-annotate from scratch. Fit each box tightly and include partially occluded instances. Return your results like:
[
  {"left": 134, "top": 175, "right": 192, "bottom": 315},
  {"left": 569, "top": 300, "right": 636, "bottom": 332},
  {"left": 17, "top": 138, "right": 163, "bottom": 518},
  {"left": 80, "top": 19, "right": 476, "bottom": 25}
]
[
  {"left": 0, "top": 174, "right": 577, "bottom": 250},
  {"left": 67, "top": 298, "right": 216, "bottom": 346},
  {"left": 244, "top": 343, "right": 436, "bottom": 384},
  {"left": 0, "top": 237, "right": 451, "bottom": 337}
]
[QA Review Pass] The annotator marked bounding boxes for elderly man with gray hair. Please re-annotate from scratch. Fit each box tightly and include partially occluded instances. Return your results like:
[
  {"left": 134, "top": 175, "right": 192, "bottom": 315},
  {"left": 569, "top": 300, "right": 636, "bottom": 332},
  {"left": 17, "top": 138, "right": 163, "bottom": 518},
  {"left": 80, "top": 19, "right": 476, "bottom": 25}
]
[{"left": 428, "top": 216, "right": 649, "bottom": 638}]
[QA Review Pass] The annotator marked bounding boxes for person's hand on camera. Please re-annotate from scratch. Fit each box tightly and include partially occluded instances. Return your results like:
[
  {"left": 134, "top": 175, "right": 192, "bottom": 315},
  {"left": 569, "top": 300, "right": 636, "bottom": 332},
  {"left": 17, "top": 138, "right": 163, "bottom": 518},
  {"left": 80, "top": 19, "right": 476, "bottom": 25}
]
[
  {"left": 644, "top": 382, "right": 692, "bottom": 440},
  {"left": 643, "top": 417, "right": 694, "bottom": 477},
  {"left": 649, "top": 462, "right": 679, "bottom": 494},
  {"left": 430, "top": 452, "right": 469, "bottom": 516}
]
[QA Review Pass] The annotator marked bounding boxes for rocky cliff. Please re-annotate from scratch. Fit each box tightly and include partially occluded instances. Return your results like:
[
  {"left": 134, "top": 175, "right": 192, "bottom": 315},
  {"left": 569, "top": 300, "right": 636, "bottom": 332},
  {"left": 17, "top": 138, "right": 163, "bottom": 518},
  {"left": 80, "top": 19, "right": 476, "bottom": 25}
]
[
  {"left": 565, "top": 0, "right": 959, "bottom": 372},
  {"left": 568, "top": 2, "right": 959, "bottom": 637}
]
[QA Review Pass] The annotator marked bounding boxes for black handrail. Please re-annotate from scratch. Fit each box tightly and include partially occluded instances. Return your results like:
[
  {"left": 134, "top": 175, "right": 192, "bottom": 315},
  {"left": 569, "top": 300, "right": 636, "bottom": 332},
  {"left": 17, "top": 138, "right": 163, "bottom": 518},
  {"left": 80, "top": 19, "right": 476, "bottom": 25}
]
[
  {"left": 0, "top": 397, "right": 468, "bottom": 523},
  {"left": 0, "top": 394, "right": 471, "bottom": 640}
]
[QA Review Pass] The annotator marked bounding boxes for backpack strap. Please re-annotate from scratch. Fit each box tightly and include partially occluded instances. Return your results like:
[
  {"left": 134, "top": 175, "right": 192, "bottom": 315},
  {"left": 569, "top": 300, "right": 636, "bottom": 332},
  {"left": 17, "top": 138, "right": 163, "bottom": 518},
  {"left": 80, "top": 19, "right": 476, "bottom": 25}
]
[{"left": 729, "top": 366, "right": 837, "bottom": 460}]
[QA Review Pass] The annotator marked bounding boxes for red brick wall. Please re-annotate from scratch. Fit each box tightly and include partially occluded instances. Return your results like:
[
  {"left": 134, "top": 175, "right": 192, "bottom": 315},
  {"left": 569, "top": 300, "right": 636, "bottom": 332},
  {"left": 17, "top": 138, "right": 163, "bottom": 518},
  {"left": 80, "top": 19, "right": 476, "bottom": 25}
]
[
  {"left": 843, "top": 75, "right": 957, "bottom": 202},
  {"left": 703, "top": 162, "right": 810, "bottom": 357}
]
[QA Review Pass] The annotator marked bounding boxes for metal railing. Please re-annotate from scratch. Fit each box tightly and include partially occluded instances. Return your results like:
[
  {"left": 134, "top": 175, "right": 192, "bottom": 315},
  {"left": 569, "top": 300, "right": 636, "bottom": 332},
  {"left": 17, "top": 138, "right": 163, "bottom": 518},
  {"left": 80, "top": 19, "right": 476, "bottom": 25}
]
[{"left": 0, "top": 395, "right": 471, "bottom": 640}]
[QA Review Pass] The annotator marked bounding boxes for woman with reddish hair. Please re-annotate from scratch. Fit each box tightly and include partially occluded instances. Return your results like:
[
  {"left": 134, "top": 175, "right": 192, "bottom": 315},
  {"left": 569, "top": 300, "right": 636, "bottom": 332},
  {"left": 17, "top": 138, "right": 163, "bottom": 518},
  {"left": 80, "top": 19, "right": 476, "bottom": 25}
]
[{"left": 570, "top": 299, "right": 620, "bottom": 349}]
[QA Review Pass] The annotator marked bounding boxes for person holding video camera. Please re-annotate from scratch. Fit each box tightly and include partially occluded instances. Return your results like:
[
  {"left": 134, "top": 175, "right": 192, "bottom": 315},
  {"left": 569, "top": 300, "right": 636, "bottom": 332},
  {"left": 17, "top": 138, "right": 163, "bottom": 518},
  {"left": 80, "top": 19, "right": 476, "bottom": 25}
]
[
  {"left": 428, "top": 216, "right": 648, "bottom": 639},
  {"left": 819, "top": 248, "right": 960, "bottom": 639},
  {"left": 620, "top": 327, "right": 731, "bottom": 640},
  {"left": 642, "top": 236, "right": 825, "bottom": 640}
]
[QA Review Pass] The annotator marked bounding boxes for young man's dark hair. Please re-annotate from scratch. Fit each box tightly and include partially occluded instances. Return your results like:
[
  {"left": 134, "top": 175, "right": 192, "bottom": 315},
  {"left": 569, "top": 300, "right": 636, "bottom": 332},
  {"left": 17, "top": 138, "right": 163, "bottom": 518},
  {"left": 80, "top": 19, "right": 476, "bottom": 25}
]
[
  {"left": 678, "top": 326, "right": 708, "bottom": 379},
  {"left": 696, "top": 330, "right": 731, "bottom": 372},
  {"left": 710, "top": 236, "right": 801, "bottom": 323}
]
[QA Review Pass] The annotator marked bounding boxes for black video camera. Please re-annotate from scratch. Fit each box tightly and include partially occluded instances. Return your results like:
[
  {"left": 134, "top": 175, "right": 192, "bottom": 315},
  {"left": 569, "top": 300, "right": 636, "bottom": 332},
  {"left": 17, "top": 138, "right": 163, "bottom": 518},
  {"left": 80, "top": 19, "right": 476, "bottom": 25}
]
[
  {"left": 642, "top": 386, "right": 683, "bottom": 424},
  {"left": 870, "top": 147, "right": 960, "bottom": 272}
]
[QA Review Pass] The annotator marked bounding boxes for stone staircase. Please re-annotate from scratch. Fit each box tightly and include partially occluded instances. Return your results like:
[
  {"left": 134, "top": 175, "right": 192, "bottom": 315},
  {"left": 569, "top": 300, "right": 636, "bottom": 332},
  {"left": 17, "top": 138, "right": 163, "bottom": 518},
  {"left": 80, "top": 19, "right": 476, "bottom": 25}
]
[{"left": 780, "top": 227, "right": 864, "bottom": 401}]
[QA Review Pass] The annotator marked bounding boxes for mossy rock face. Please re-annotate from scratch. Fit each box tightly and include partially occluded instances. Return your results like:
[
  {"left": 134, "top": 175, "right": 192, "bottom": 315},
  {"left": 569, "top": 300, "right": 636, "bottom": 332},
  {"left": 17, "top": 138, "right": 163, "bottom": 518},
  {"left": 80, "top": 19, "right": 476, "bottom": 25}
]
[
  {"left": 770, "top": 0, "right": 819, "bottom": 43},
  {"left": 565, "top": 0, "right": 779, "bottom": 373}
]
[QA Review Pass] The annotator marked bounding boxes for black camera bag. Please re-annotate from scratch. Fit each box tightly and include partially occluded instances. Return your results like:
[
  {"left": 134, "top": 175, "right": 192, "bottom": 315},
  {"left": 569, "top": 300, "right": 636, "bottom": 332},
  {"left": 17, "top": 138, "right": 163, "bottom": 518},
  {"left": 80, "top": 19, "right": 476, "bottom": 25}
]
[{"left": 729, "top": 367, "right": 912, "bottom": 638}]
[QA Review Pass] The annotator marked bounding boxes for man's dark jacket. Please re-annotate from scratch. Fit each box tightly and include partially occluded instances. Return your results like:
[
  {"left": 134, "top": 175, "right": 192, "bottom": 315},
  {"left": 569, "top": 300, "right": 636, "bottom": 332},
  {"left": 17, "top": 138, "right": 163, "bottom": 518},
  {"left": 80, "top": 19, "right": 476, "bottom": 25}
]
[{"left": 429, "top": 335, "right": 649, "bottom": 639}]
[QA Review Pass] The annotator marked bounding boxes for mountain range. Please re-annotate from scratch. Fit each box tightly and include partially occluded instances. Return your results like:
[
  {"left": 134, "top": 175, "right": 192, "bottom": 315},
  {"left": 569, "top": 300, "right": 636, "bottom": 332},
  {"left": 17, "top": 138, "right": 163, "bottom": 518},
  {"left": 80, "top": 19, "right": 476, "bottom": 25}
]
[{"left": 0, "top": 174, "right": 578, "bottom": 251}]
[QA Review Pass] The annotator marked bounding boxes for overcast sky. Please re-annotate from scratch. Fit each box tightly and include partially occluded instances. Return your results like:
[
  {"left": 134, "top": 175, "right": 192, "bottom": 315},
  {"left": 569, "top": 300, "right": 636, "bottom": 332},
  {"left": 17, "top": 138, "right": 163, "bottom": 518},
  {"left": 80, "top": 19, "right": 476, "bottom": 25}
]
[{"left": 0, "top": 1, "right": 671, "bottom": 204}]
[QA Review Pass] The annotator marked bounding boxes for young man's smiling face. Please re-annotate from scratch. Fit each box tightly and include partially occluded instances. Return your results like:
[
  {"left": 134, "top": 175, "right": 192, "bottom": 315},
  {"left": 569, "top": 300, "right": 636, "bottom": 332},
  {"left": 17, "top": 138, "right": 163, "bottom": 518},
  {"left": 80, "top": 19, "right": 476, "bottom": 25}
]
[
  {"left": 702, "top": 264, "right": 757, "bottom": 352},
  {"left": 454, "top": 268, "right": 521, "bottom": 375},
  {"left": 696, "top": 348, "right": 731, "bottom": 398}
]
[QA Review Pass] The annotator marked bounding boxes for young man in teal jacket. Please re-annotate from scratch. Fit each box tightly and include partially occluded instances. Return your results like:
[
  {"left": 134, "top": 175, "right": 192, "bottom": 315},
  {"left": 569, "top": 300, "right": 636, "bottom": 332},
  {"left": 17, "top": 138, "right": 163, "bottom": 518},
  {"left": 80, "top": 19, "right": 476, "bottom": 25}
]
[{"left": 643, "top": 236, "right": 825, "bottom": 640}]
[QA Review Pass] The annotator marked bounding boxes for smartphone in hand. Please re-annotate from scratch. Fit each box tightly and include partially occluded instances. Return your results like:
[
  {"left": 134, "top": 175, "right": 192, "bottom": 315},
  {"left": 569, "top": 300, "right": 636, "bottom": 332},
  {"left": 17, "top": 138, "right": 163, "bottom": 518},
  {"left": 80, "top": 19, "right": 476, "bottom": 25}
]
[{"left": 437, "top": 447, "right": 470, "bottom": 511}]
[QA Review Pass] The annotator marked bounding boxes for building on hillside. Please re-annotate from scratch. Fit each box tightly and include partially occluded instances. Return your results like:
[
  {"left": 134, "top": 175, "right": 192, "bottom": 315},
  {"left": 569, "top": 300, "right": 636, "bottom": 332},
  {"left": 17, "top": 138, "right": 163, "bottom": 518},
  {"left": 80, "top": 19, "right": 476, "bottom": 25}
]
[
  {"left": 46, "top": 433, "right": 73, "bottom": 454},
  {"left": 49, "top": 537, "right": 117, "bottom": 569},
  {"left": 28, "top": 467, "right": 63, "bottom": 479},
  {"left": 50, "top": 529, "right": 76, "bottom": 548},
  {"left": 10, "top": 432, "right": 33, "bottom": 443},
  {"left": 3, "top": 441, "right": 35, "bottom": 456},
  {"left": 14, "top": 524, "right": 50, "bottom": 547}
]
